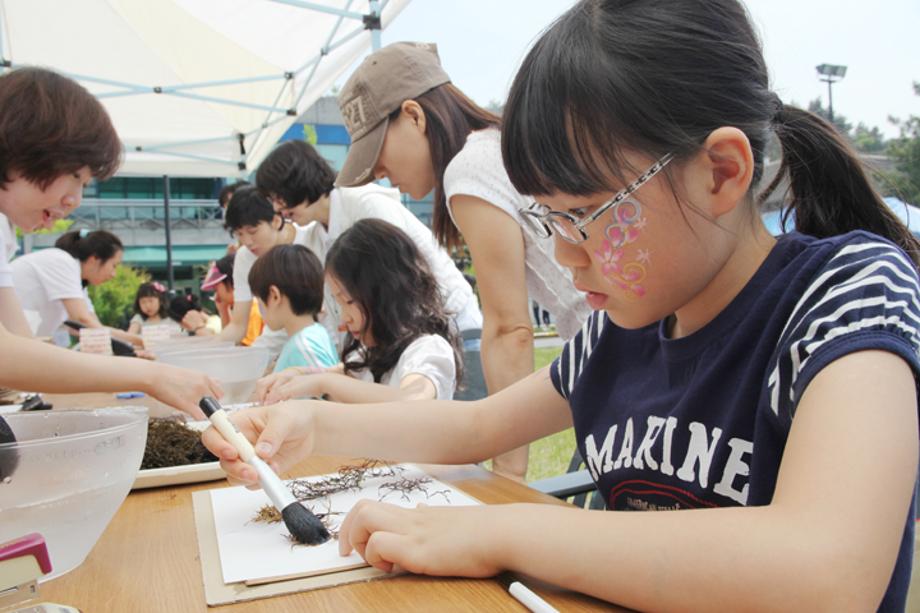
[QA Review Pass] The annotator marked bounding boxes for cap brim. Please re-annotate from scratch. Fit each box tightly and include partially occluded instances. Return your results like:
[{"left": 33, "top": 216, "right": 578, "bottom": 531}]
[
  {"left": 200, "top": 274, "right": 227, "bottom": 292},
  {"left": 335, "top": 118, "right": 388, "bottom": 188}
]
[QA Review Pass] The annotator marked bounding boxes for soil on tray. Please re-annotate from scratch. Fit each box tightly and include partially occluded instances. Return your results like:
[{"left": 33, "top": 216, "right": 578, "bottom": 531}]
[{"left": 141, "top": 417, "right": 218, "bottom": 470}]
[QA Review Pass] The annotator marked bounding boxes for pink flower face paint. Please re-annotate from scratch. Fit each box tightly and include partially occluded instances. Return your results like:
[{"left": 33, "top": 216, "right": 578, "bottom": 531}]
[{"left": 593, "top": 198, "right": 649, "bottom": 299}]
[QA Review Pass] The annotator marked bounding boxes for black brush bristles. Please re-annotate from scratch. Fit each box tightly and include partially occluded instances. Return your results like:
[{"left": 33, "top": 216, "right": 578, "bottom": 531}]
[{"left": 281, "top": 502, "right": 330, "bottom": 545}]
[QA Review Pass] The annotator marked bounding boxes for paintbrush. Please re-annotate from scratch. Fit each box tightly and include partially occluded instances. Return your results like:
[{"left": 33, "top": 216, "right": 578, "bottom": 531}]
[
  {"left": 198, "top": 396, "right": 330, "bottom": 545},
  {"left": 0, "top": 415, "right": 19, "bottom": 481}
]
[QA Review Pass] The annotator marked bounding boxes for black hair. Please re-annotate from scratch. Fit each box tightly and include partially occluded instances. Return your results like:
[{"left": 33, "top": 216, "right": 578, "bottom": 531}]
[
  {"left": 326, "top": 218, "right": 462, "bottom": 386},
  {"left": 167, "top": 293, "right": 205, "bottom": 324},
  {"left": 223, "top": 186, "right": 282, "bottom": 233},
  {"left": 134, "top": 282, "right": 167, "bottom": 320},
  {"left": 502, "top": 0, "right": 920, "bottom": 267},
  {"left": 218, "top": 180, "right": 250, "bottom": 208},
  {"left": 255, "top": 140, "right": 336, "bottom": 208},
  {"left": 55, "top": 229, "right": 123, "bottom": 263},
  {"left": 248, "top": 244, "right": 324, "bottom": 317},
  {"left": 213, "top": 253, "right": 235, "bottom": 289}
]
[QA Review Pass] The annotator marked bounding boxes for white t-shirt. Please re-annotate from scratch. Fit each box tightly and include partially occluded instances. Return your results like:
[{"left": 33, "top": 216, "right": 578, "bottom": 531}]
[
  {"left": 11, "top": 247, "right": 84, "bottom": 338},
  {"left": 0, "top": 213, "right": 16, "bottom": 287},
  {"left": 317, "top": 184, "right": 483, "bottom": 345},
  {"left": 346, "top": 334, "right": 457, "bottom": 400},
  {"left": 443, "top": 128, "right": 591, "bottom": 340},
  {"left": 232, "top": 222, "right": 324, "bottom": 303},
  {"left": 233, "top": 223, "right": 325, "bottom": 356}
]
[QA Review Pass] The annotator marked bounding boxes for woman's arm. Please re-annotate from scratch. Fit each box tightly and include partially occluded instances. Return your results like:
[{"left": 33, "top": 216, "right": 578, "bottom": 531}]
[
  {"left": 62, "top": 297, "right": 143, "bottom": 346},
  {"left": 203, "top": 367, "right": 573, "bottom": 479},
  {"left": 0, "top": 287, "right": 33, "bottom": 337},
  {"left": 262, "top": 371, "right": 437, "bottom": 404},
  {"left": 0, "top": 323, "right": 222, "bottom": 417},
  {"left": 217, "top": 299, "right": 250, "bottom": 343},
  {"left": 451, "top": 194, "right": 534, "bottom": 481},
  {"left": 337, "top": 350, "right": 918, "bottom": 611}
]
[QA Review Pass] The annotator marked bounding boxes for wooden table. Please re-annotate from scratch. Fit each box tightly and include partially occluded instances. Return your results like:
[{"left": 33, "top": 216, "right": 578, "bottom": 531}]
[{"left": 32, "top": 393, "right": 614, "bottom": 612}]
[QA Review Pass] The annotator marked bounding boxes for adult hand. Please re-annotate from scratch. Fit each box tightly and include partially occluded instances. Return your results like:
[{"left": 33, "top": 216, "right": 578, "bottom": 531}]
[
  {"left": 145, "top": 362, "right": 222, "bottom": 419},
  {"left": 200, "top": 401, "right": 316, "bottom": 484},
  {"left": 338, "top": 500, "right": 506, "bottom": 577},
  {"left": 256, "top": 367, "right": 326, "bottom": 404}
]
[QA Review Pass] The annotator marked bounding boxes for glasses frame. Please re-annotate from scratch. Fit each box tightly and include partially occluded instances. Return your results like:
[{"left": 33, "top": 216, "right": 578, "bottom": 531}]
[{"left": 519, "top": 152, "right": 674, "bottom": 244}]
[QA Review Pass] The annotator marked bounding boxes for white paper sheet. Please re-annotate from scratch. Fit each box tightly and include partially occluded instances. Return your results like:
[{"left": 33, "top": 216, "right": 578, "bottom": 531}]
[{"left": 209, "top": 464, "right": 480, "bottom": 585}]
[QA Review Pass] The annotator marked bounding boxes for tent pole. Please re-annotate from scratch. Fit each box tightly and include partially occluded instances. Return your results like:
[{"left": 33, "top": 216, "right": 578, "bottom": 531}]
[
  {"left": 368, "top": 0, "right": 381, "bottom": 50},
  {"left": 163, "top": 175, "right": 175, "bottom": 291}
]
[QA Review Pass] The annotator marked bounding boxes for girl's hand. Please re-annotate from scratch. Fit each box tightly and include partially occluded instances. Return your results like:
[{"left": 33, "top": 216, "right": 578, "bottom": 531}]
[
  {"left": 145, "top": 362, "right": 223, "bottom": 418},
  {"left": 200, "top": 401, "right": 316, "bottom": 484},
  {"left": 180, "top": 310, "right": 209, "bottom": 333},
  {"left": 338, "top": 500, "right": 506, "bottom": 577},
  {"left": 256, "top": 368, "right": 326, "bottom": 404}
]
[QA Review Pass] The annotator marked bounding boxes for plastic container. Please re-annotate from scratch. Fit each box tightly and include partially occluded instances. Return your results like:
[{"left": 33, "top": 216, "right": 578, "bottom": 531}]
[
  {"left": 0, "top": 408, "right": 148, "bottom": 580},
  {"left": 151, "top": 335, "right": 231, "bottom": 354},
  {"left": 158, "top": 346, "right": 270, "bottom": 404},
  {"left": 153, "top": 341, "right": 235, "bottom": 359}
]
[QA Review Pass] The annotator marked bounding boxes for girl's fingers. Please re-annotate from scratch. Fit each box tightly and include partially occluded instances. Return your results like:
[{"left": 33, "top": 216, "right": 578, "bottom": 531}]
[
  {"left": 338, "top": 501, "right": 406, "bottom": 557},
  {"left": 362, "top": 531, "right": 401, "bottom": 573},
  {"left": 201, "top": 426, "right": 239, "bottom": 460}
]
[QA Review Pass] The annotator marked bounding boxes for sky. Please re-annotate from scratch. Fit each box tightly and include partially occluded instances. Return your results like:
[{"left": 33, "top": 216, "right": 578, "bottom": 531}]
[{"left": 350, "top": 0, "right": 919, "bottom": 138}]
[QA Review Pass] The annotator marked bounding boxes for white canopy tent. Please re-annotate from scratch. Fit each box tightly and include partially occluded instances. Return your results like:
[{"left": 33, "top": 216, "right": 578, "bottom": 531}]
[{"left": 0, "top": 0, "right": 410, "bottom": 177}]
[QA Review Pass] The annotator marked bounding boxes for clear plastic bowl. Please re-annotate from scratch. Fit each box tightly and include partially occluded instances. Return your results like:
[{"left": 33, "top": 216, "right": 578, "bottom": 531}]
[
  {"left": 157, "top": 346, "right": 270, "bottom": 404},
  {"left": 151, "top": 335, "right": 232, "bottom": 354},
  {"left": 0, "top": 408, "right": 148, "bottom": 580},
  {"left": 153, "top": 341, "right": 235, "bottom": 359}
]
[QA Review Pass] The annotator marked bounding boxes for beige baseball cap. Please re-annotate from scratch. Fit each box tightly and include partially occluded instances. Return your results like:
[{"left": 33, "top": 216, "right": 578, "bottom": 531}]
[{"left": 336, "top": 42, "right": 450, "bottom": 187}]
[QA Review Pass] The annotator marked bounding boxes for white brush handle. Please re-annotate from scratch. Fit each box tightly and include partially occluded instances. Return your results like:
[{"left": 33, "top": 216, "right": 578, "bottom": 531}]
[
  {"left": 250, "top": 457, "right": 296, "bottom": 509},
  {"left": 203, "top": 404, "right": 296, "bottom": 510},
  {"left": 207, "top": 408, "right": 257, "bottom": 463}
]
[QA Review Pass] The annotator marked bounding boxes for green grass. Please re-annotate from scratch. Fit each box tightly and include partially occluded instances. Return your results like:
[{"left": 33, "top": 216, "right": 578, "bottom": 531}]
[
  {"left": 480, "top": 343, "right": 576, "bottom": 482},
  {"left": 527, "top": 345, "right": 575, "bottom": 482}
]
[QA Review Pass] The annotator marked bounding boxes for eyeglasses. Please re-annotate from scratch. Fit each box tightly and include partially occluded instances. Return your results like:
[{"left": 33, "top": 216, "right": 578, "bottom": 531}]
[{"left": 519, "top": 153, "right": 674, "bottom": 244}]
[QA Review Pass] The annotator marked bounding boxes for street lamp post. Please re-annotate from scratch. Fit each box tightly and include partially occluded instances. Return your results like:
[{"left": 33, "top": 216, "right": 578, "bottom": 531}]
[{"left": 816, "top": 63, "right": 847, "bottom": 124}]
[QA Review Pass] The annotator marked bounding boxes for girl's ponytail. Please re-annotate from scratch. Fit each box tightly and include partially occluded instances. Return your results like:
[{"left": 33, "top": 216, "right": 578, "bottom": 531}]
[{"left": 761, "top": 105, "right": 920, "bottom": 267}]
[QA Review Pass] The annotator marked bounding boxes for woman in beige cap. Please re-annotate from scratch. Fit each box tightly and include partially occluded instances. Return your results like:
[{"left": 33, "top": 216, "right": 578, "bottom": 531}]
[{"left": 334, "top": 41, "right": 591, "bottom": 482}]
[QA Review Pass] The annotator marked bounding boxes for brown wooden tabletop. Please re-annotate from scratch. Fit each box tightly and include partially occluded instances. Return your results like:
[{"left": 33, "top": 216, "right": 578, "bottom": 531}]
[{"left": 32, "top": 393, "right": 616, "bottom": 612}]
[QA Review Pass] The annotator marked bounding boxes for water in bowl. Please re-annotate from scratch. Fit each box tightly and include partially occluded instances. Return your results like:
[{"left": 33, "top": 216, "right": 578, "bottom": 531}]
[{"left": 0, "top": 482, "right": 128, "bottom": 580}]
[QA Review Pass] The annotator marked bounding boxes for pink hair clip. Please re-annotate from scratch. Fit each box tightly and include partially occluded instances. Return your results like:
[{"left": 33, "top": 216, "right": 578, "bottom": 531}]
[{"left": 151, "top": 281, "right": 166, "bottom": 293}]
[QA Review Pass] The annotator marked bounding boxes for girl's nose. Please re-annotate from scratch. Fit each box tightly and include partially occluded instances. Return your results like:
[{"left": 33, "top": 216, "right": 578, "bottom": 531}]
[{"left": 553, "top": 234, "right": 590, "bottom": 270}]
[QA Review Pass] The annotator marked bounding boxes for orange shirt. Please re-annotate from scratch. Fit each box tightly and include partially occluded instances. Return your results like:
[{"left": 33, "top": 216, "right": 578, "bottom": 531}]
[{"left": 240, "top": 300, "right": 264, "bottom": 346}]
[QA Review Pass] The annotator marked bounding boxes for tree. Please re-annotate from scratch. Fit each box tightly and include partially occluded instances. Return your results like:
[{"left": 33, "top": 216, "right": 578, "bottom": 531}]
[
  {"left": 852, "top": 122, "right": 887, "bottom": 154},
  {"left": 808, "top": 97, "right": 853, "bottom": 135},
  {"left": 883, "top": 82, "right": 920, "bottom": 205},
  {"left": 88, "top": 264, "right": 150, "bottom": 328}
]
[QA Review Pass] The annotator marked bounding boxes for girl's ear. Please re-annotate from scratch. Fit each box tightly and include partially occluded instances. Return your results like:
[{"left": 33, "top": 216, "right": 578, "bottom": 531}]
[
  {"left": 400, "top": 100, "right": 426, "bottom": 134},
  {"left": 268, "top": 285, "right": 282, "bottom": 306},
  {"left": 691, "top": 127, "right": 755, "bottom": 219}
]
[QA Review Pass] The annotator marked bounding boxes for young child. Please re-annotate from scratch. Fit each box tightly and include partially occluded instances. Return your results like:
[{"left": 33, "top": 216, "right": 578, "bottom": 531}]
[
  {"left": 127, "top": 281, "right": 181, "bottom": 336},
  {"left": 247, "top": 244, "right": 337, "bottom": 373},
  {"left": 200, "top": 253, "right": 263, "bottom": 346},
  {"left": 204, "top": 1, "right": 920, "bottom": 610},
  {"left": 257, "top": 219, "right": 461, "bottom": 403},
  {"left": 167, "top": 293, "right": 221, "bottom": 337}
]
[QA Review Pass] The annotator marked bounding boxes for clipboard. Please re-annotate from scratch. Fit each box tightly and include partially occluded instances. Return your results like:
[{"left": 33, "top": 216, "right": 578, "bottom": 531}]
[{"left": 191, "top": 491, "right": 392, "bottom": 606}]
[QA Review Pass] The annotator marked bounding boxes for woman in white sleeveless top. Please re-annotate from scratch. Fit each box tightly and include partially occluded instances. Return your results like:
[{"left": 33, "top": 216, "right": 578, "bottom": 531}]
[{"left": 335, "top": 42, "right": 591, "bottom": 481}]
